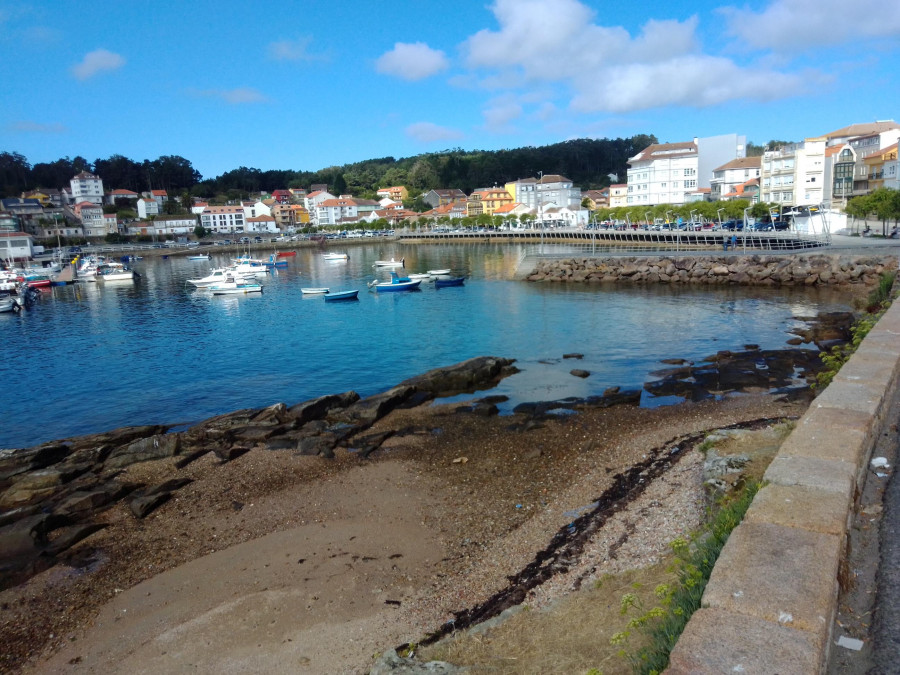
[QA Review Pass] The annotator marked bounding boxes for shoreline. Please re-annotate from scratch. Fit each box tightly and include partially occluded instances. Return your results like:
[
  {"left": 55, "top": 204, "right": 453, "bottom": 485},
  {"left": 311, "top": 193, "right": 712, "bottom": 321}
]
[{"left": 5, "top": 390, "right": 806, "bottom": 674}]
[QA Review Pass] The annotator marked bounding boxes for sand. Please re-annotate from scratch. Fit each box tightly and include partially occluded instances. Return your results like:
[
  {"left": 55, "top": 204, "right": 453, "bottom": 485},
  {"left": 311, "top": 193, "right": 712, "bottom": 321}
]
[{"left": 4, "top": 393, "right": 807, "bottom": 674}]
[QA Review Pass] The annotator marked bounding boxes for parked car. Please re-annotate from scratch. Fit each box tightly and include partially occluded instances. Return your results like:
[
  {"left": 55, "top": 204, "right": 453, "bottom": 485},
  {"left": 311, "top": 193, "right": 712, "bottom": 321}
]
[
  {"left": 721, "top": 220, "right": 743, "bottom": 231},
  {"left": 239, "top": 237, "right": 250, "bottom": 243},
  {"left": 751, "top": 222, "right": 774, "bottom": 232},
  {"left": 772, "top": 220, "right": 790, "bottom": 231}
]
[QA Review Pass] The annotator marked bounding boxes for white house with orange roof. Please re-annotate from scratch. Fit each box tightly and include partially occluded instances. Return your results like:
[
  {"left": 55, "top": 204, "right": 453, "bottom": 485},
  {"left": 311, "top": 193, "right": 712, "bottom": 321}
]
[
  {"left": 245, "top": 215, "right": 278, "bottom": 233},
  {"left": 200, "top": 205, "right": 245, "bottom": 234},
  {"left": 303, "top": 190, "right": 335, "bottom": 226},
  {"left": 242, "top": 200, "right": 271, "bottom": 220},
  {"left": 105, "top": 188, "right": 139, "bottom": 205},
  {"left": 102, "top": 213, "right": 119, "bottom": 235},
  {"left": 316, "top": 197, "right": 359, "bottom": 227},
  {"left": 191, "top": 201, "right": 209, "bottom": 216}
]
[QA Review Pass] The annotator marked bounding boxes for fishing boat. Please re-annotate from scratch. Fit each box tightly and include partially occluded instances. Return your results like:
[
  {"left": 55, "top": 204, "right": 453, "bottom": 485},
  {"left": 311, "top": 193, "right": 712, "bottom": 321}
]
[
  {"left": 188, "top": 253, "right": 211, "bottom": 261},
  {"left": 434, "top": 276, "right": 465, "bottom": 288},
  {"left": 323, "top": 289, "right": 359, "bottom": 302},
  {"left": 427, "top": 268, "right": 451, "bottom": 275},
  {"left": 265, "top": 253, "right": 288, "bottom": 269},
  {"left": 323, "top": 252, "right": 349, "bottom": 261},
  {"left": 277, "top": 250, "right": 297, "bottom": 257},
  {"left": 373, "top": 257, "right": 404, "bottom": 267},
  {"left": 370, "top": 271, "right": 421, "bottom": 293},
  {"left": 301, "top": 287, "right": 329, "bottom": 294}
]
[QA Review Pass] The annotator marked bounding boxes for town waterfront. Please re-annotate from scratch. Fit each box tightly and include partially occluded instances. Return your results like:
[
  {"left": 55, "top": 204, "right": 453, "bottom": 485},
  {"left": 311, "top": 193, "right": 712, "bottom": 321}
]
[{"left": 1, "top": 242, "right": 852, "bottom": 448}]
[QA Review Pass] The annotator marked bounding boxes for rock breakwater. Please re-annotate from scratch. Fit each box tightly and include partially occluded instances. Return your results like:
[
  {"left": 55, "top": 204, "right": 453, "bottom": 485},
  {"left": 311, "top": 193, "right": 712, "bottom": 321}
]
[{"left": 526, "top": 254, "right": 898, "bottom": 286}]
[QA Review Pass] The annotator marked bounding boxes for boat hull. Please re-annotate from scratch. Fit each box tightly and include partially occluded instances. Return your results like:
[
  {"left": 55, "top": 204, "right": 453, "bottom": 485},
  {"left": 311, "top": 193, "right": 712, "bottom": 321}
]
[
  {"left": 374, "top": 280, "right": 421, "bottom": 292},
  {"left": 434, "top": 277, "right": 465, "bottom": 288},
  {"left": 301, "top": 288, "right": 329, "bottom": 294},
  {"left": 323, "top": 290, "right": 359, "bottom": 301}
]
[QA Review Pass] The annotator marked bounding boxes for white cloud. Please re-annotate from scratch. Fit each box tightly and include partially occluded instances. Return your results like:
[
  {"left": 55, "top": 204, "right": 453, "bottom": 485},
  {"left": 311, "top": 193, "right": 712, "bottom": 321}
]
[
  {"left": 405, "top": 122, "right": 464, "bottom": 143},
  {"left": 191, "top": 87, "right": 270, "bottom": 104},
  {"left": 483, "top": 96, "right": 523, "bottom": 131},
  {"left": 459, "top": 0, "right": 810, "bottom": 114},
  {"left": 268, "top": 37, "right": 321, "bottom": 61},
  {"left": 6, "top": 120, "right": 67, "bottom": 134},
  {"left": 71, "top": 48, "right": 125, "bottom": 80},
  {"left": 720, "top": 0, "right": 900, "bottom": 51},
  {"left": 375, "top": 42, "right": 449, "bottom": 81},
  {"left": 572, "top": 56, "right": 804, "bottom": 113}
]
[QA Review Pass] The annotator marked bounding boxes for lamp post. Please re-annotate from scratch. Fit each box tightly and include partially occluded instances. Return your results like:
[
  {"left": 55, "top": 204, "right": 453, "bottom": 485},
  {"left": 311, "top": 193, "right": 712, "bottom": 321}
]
[
  {"left": 645, "top": 211, "right": 652, "bottom": 229},
  {"left": 690, "top": 209, "right": 698, "bottom": 230},
  {"left": 665, "top": 210, "right": 673, "bottom": 230},
  {"left": 717, "top": 207, "right": 725, "bottom": 229},
  {"left": 537, "top": 171, "right": 544, "bottom": 249}
]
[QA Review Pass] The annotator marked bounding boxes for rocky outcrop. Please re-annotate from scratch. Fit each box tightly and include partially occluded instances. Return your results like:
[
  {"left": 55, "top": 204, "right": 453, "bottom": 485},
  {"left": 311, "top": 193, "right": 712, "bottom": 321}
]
[
  {"left": 526, "top": 254, "right": 897, "bottom": 287},
  {"left": 0, "top": 356, "right": 521, "bottom": 589}
]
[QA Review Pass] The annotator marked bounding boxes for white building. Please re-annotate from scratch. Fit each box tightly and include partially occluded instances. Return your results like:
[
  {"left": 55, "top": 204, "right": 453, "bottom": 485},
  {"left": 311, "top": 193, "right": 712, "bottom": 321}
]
[
  {"left": 316, "top": 198, "right": 359, "bottom": 227},
  {"left": 151, "top": 216, "right": 197, "bottom": 236},
  {"left": 609, "top": 184, "right": 628, "bottom": 208},
  {"left": 70, "top": 171, "right": 104, "bottom": 205},
  {"left": 245, "top": 215, "right": 278, "bottom": 233},
  {"left": 626, "top": 134, "right": 746, "bottom": 206},
  {"left": 0, "top": 231, "right": 34, "bottom": 261},
  {"left": 137, "top": 198, "right": 160, "bottom": 219},
  {"left": 760, "top": 138, "right": 826, "bottom": 208},
  {"left": 505, "top": 175, "right": 581, "bottom": 210},
  {"left": 200, "top": 205, "right": 245, "bottom": 234},
  {"left": 710, "top": 157, "right": 761, "bottom": 202},
  {"left": 102, "top": 213, "right": 119, "bottom": 235},
  {"left": 74, "top": 201, "right": 105, "bottom": 237},
  {"left": 242, "top": 200, "right": 272, "bottom": 220},
  {"left": 303, "top": 190, "right": 335, "bottom": 227}
]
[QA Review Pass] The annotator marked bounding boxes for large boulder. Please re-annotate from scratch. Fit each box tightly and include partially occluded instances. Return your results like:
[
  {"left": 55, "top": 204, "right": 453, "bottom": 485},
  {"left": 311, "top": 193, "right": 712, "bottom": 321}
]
[
  {"left": 398, "top": 357, "right": 518, "bottom": 397},
  {"left": 287, "top": 391, "right": 360, "bottom": 425},
  {"left": 104, "top": 433, "right": 182, "bottom": 470}
]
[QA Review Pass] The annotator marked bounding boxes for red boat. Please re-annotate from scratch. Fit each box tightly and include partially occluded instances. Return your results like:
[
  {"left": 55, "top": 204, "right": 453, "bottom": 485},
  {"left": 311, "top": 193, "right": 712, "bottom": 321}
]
[
  {"left": 26, "top": 278, "right": 52, "bottom": 288},
  {"left": 276, "top": 250, "right": 297, "bottom": 257}
]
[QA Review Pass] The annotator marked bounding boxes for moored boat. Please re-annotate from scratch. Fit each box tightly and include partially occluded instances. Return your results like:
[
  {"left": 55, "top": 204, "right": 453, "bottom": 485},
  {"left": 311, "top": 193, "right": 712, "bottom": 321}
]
[
  {"left": 408, "top": 273, "right": 432, "bottom": 280},
  {"left": 323, "top": 289, "right": 359, "bottom": 301},
  {"left": 323, "top": 252, "right": 349, "bottom": 261},
  {"left": 96, "top": 263, "right": 134, "bottom": 281},
  {"left": 301, "top": 287, "right": 329, "bottom": 294},
  {"left": 434, "top": 276, "right": 465, "bottom": 288},
  {"left": 427, "top": 268, "right": 451, "bottom": 275},
  {"left": 371, "top": 271, "right": 421, "bottom": 293},
  {"left": 0, "top": 295, "right": 18, "bottom": 313},
  {"left": 373, "top": 257, "right": 404, "bottom": 267},
  {"left": 188, "top": 253, "right": 211, "bottom": 261},
  {"left": 209, "top": 275, "right": 263, "bottom": 295},
  {"left": 187, "top": 267, "right": 258, "bottom": 287},
  {"left": 277, "top": 250, "right": 297, "bottom": 257}
]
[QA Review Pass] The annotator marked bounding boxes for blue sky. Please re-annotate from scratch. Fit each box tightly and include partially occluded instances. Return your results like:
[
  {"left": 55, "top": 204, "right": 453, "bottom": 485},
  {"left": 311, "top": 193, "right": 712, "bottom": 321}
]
[{"left": 1, "top": 0, "right": 898, "bottom": 181}]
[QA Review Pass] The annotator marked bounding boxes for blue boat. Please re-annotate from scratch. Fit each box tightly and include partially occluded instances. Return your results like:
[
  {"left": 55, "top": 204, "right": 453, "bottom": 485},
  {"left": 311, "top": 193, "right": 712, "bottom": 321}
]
[
  {"left": 323, "top": 289, "right": 359, "bottom": 302},
  {"left": 370, "top": 271, "right": 421, "bottom": 293},
  {"left": 266, "top": 254, "right": 288, "bottom": 268},
  {"left": 434, "top": 276, "right": 465, "bottom": 288}
]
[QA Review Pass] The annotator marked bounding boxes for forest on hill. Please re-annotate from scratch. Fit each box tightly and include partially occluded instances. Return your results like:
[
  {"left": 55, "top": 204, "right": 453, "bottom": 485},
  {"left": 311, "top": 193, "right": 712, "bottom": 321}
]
[{"left": 0, "top": 135, "right": 657, "bottom": 200}]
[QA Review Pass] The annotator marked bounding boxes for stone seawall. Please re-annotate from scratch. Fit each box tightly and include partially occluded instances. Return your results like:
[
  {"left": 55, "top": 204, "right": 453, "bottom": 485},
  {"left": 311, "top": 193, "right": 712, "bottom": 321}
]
[{"left": 526, "top": 254, "right": 898, "bottom": 287}]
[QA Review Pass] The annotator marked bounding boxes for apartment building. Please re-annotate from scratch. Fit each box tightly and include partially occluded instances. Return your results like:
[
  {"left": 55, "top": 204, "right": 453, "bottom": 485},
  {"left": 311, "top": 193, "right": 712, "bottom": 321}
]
[
  {"left": 70, "top": 171, "right": 104, "bottom": 205},
  {"left": 710, "top": 157, "right": 761, "bottom": 201},
  {"left": 760, "top": 138, "right": 826, "bottom": 208},
  {"left": 200, "top": 205, "right": 245, "bottom": 234}
]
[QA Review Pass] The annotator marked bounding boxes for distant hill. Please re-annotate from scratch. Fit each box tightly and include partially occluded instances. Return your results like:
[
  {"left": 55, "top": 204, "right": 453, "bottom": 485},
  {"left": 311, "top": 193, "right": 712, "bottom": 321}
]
[{"left": 1, "top": 135, "right": 658, "bottom": 200}]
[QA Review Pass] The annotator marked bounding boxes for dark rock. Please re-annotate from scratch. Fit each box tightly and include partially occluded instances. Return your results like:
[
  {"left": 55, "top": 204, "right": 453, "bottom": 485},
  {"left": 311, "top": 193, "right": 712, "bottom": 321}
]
[
  {"left": 296, "top": 435, "right": 337, "bottom": 457},
  {"left": 744, "top": 344, "right": 760, "bottom": 350},
  {"left": 398, "top": 356, "right": 518, "bottom": 397},
  {"left": 105, "top": 433, "right": 182, "bottom": 470},
  {"left": 659, "top": 358, "right": 688, "bottom": 365},
  {"left": 251, "top": 402, "right": 290, "bottom": 425},
  {"left": 337, "top": 386, "right": 417, "bottom": 426},
  {"left": 476, "top": 395, "right": 509, "bottom": 405},
  {"left": 54, "top": 482, "right": 138, "bottom": 516},
  {"left": 265, "top": 437, "right": 299, "bottom": 451},
  {"left": 0, "top": 444, "right": 70, "bottom": 483},
  {"left": 231, "top": 426, "right": 280, "bottom": 444},
  {"left": 562, "top": 353, "right": 583, "bottom": 359},
  {"left": 570, "top": 369, "right": 590, "bottom": 378},
  {"left": 44, "top": 523, "right": 107, "bottom": 555},
  {"left": 349, "top": 430, "right": 395, "bottom": 458},
  {"left": 130, "top": 493, "right": 171, "bottom": 519},
  {"left": 173, "top": 448, "right": 212, "bottom": 468},
  {"left": 786, "top": 337, "right": 804, "bottom": 345},
  {"left": 214, "top": 446, "right": 251, "bottom": 463},
  {"left": 471, "top": 403, "right": 499, "bottom": 417},
  {"left": 146, "top": 478, "right": 193, "bottom": 496},
  {"left": 603, "top": 386, "right": 620, "bottom": 396},
  {"left": 396, "top": 390, "right": 435, "bottom": 409},
  {"left": 287, "top": 391, "right": 360, "bottom": 425}
]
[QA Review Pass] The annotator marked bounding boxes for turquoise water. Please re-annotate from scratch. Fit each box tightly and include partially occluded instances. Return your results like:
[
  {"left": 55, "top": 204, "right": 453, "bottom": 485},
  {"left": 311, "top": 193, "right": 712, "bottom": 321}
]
[{"left": 1, "top": 243, "right": 849, "bottom": 448}]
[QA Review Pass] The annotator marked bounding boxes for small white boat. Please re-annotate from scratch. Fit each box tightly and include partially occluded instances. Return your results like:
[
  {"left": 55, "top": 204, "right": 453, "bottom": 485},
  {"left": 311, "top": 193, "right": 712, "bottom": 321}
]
[
  {"left": 187, "top": 267, "right": 258, "bottom": 287},
  {"left": 427, "top": 268, "right": 451, "bottom": 275},
  {"left": 373, "top": 257, "right": 404, "bottom": 267},
  {"left": 323, "top": 252, "right": 349, "bottom": 261},
  {"left": 96, "top": 263, "right": 134, "bottom": 281},
  {"left": 0, "top": 296, "right": 19, "bottom": 313},
  {"left": 301, "top": 287, "right": 329, "bottom": 294},
  {"left": 408, "top": 273, "right": 432, "bottom": 280},
  {"left": 188, "top": 254, "right": 210, "bottom": 261},
  {"left": 209, "top": 276, "right": 263, "bottom": 295}
]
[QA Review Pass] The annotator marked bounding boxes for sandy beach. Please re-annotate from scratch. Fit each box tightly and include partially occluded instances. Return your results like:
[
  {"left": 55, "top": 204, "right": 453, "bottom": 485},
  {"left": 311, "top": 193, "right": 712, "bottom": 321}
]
[{"left": 0, "top": 388, "right": 808, "bottom": 675}]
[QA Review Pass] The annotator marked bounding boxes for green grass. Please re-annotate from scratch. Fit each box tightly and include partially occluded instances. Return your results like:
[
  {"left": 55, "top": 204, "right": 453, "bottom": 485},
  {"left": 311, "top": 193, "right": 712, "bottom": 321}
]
[{"left": 612, "top": 480, "right": 762, "bottom": 674}]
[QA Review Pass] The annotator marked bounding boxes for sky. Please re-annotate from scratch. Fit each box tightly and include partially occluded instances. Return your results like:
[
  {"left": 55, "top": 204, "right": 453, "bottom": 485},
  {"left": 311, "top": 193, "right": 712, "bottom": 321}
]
[{"left": 1, "top": 0, "right": 899, "bottom": 182}]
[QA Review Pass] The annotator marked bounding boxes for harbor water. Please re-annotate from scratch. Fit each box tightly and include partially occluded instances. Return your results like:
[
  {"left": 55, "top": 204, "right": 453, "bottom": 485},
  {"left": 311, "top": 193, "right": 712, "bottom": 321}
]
[{"left": 1, "top": 243, "right": 851, "bottom": 448}]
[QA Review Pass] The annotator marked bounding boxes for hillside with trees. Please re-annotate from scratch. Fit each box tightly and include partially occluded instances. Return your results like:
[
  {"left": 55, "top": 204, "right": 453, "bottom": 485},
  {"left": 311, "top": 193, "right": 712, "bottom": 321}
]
[{"left": 0, "top": 135, "right": 656, "bottom": 201}]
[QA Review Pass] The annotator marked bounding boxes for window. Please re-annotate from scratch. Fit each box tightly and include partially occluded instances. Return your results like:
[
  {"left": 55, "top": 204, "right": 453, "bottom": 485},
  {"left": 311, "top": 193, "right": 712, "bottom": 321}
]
[{"left": 685, "top": 180, "right": 696, "bottom": 188}]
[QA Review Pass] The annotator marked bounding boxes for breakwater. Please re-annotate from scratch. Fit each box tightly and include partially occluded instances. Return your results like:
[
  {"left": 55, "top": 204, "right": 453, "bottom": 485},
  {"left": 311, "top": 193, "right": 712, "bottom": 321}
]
[{"left": 526, "top": 253, "right": 898, "bottom": 286}]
